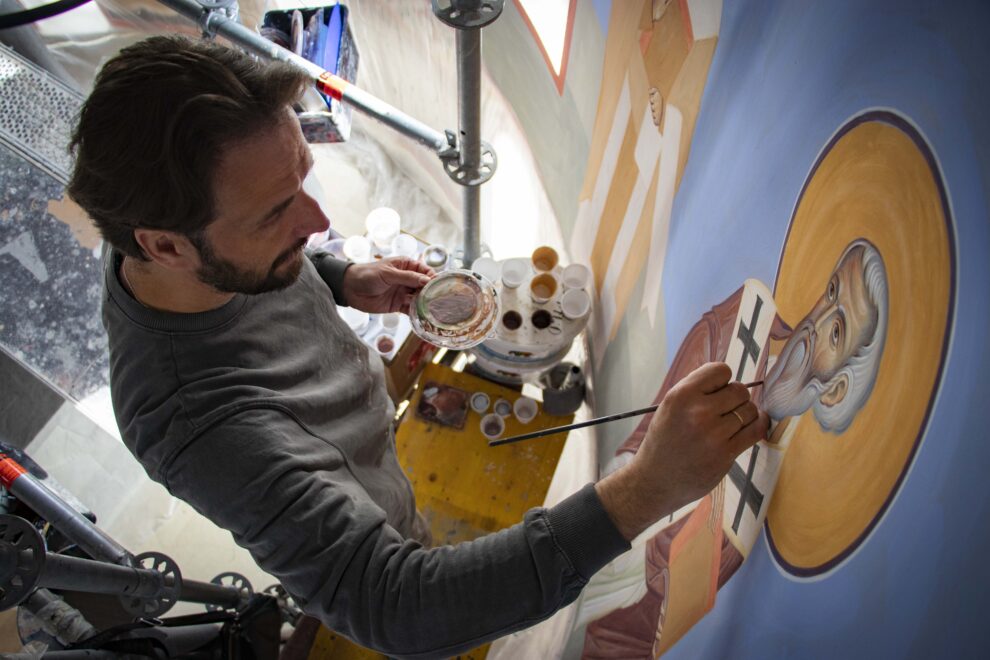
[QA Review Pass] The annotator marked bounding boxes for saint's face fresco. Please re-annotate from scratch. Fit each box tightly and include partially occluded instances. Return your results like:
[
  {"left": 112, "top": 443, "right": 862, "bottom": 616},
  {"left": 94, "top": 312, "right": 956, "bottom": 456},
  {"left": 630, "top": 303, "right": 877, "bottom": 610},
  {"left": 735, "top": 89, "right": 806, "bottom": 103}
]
[{"left": 764, "top": 240, "right": 888, "bottom": 433}]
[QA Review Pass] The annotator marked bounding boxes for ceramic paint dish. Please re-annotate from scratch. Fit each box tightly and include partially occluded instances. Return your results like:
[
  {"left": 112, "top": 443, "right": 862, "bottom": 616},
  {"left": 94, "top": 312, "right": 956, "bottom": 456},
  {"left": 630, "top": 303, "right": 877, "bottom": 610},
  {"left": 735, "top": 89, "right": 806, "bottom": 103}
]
[{"left": 409, "top": 269, "right": 500, "bottom": 350}]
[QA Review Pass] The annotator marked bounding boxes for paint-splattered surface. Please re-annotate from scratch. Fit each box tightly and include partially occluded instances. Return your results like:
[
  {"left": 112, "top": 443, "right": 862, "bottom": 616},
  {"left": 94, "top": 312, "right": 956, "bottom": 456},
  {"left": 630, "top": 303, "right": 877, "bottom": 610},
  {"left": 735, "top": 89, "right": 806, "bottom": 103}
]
[
  {"left": 0, "top": 146, "right": 108, "bottom": 401},
  {"left": 395, "top": 362, "right": 570, "bottom": 545}
]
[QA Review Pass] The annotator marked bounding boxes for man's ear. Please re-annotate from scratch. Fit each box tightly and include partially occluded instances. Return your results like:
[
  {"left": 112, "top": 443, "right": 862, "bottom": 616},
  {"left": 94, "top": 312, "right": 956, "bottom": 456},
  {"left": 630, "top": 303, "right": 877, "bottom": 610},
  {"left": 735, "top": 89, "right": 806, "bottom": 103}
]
[
  {"left": 820, "top": 373, "right": 849, "bottom": 407},
  {"left": 134, "top": 229, "right": 199, "bottom": 270}
]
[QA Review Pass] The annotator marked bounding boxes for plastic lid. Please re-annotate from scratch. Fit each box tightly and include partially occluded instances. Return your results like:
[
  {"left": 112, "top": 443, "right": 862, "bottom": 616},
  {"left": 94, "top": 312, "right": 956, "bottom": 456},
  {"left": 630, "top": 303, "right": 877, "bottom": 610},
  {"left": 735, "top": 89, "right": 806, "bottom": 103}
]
[{"left": 409, "top": 269, "right": 500, "bottom": 349}]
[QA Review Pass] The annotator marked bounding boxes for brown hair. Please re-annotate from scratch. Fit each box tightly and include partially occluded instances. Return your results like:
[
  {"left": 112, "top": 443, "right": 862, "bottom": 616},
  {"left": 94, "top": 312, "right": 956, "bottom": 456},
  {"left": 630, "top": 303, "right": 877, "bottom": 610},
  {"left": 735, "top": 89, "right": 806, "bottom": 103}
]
[{"left": 68, "top": 35, "right": 310, "bottom": 259}]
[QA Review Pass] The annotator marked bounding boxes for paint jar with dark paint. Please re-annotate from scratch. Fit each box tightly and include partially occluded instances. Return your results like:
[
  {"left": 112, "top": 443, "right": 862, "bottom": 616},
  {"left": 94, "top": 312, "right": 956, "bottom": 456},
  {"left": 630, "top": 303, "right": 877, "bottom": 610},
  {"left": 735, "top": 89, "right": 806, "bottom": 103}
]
[
  {"left": 480, "top": 413, "right": 505, "bottom": 439},
  {"left": 502, "top": 310, "right": 522, "bottom": 330},
  {"left": 375, "top": 334, "right": 395, "bottom": 355},
  {"left": 531, "top": 309, "right": 553, "bottom": 329}
]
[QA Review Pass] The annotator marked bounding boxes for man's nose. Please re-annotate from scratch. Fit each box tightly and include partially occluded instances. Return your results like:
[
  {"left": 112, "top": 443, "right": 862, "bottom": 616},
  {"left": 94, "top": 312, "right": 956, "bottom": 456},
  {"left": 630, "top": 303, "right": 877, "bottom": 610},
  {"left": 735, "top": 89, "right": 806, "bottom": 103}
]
[{"left": 295, "top": 192, "right": 330, "bottom": 237}]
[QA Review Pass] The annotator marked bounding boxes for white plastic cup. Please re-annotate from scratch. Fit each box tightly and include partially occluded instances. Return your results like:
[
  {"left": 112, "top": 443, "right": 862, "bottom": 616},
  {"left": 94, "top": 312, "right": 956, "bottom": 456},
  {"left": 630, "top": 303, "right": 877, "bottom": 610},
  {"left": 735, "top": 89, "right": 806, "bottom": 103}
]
[
  {"left": 343, "top": 235, "right": 372, "bottom": 263},
  {"left": 501, "top": 258, "right": 529, "bottom": 289},
  {"left": 338, "top": 306, "right": 370, "bottom": 335},
  {"left": 480, "top": 413, "right": 505, "bottom": 439},
  {"left": 513, "top": 396, "right": 538, "bottom": 424},
  {"left": 380, "top": 313, "right": 401, "bottom": 334},
  {"left": 391, "top": 233, "right": 419, "bottom": 258},
  {"left": 470, "top": 392, "right": 490, "bottom": 413},
  {"left": 365, "top": 207, "right": 401, "bottom": 249},
  {"left": 494, "top": 398, "right": 513, "bottom": 418},
  {"left": 423, "top": 245, "right": 450, "bottom": 270},
  {"left": 562, "top": 263, "right": 591, "bottom": 290},
  {"left": 561, "top": 288, "right": 591, "bottom": 319},
  {"left": 471, "top": 257, "right": 501, "bottom": 285}
]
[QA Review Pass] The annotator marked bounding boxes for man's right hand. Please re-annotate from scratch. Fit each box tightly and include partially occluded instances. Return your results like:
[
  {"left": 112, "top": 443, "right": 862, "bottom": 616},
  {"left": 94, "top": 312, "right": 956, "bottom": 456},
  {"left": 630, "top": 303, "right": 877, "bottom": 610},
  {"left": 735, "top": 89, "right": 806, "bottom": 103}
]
[{"left": 595, "top": 362, "right": 769, "bottom": 541}]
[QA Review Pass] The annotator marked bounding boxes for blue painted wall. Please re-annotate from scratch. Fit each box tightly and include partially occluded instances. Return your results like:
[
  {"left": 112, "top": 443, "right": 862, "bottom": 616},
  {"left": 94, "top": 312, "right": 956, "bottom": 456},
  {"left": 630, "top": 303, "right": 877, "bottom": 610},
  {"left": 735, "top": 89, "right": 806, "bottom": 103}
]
[{"left": 660, "top": 0, "right": 990, "bottom": 657}]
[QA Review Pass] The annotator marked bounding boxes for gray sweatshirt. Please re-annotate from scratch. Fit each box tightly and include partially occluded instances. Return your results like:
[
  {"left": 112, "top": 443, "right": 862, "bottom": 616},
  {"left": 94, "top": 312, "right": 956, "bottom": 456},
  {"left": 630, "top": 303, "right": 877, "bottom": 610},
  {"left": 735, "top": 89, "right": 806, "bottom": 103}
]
[{"left": 102, "top": 248, "right": 629, "bottom": 658}]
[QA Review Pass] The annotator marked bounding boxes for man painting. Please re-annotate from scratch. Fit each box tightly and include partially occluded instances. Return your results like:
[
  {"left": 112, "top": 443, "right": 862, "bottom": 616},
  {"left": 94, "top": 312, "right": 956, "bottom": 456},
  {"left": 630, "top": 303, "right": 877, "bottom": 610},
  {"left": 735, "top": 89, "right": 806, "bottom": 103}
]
[{"left": 67, "top": 35, "right": 770, "bottom": 657}]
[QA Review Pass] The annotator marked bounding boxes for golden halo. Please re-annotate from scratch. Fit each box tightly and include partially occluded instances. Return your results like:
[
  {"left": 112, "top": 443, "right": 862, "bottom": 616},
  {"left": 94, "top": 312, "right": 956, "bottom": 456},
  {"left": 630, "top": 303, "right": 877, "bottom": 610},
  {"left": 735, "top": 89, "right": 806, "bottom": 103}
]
[{"left": 765, "top": 111, "right": 954, "bottom": 576}]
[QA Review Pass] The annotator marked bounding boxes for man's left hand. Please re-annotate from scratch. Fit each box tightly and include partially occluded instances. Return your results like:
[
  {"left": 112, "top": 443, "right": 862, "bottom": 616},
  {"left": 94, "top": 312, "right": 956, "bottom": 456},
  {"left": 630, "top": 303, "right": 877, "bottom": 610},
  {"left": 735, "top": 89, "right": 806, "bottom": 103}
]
[{"left": 342, "top": 257, "right": 435, "bottom": 314}]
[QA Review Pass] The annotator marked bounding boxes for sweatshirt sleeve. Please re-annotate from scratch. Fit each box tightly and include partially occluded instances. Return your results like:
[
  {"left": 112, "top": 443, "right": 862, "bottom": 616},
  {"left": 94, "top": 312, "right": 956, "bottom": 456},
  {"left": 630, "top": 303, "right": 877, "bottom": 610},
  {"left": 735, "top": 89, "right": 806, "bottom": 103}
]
[
  {"left": 164, "top": 408, "right": 629, "bottom": 659},
  {"left": 306, "top": 248, "right": 353, "bottom": 306}
]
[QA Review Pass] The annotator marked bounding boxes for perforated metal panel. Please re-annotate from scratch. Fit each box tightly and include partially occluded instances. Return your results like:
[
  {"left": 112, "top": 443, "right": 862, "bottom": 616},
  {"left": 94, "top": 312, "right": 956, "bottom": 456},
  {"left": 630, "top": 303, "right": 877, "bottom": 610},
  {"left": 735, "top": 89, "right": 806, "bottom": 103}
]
[{"left": 0, "top": 45, "right": 81, "bottom": 185}]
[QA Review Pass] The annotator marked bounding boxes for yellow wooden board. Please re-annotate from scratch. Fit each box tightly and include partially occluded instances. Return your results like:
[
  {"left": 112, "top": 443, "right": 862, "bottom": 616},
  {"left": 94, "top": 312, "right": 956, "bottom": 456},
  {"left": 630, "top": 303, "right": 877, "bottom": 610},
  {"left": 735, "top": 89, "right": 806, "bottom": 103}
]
[
  {"left": 397, "top": 362, "right": 572, "bottom": 545},
  {"left": 307, "top": 361, "right": 572, "bottom": 659}
]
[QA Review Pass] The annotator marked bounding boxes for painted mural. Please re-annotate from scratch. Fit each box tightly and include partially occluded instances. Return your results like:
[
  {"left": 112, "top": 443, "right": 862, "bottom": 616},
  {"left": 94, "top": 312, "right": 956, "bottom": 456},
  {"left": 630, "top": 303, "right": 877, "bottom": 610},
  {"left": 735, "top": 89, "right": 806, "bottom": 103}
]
[
  {"left": 486, "top": 0, "right": 990, "bottom": 657},
  {"left": 569, "top": 0, "right": 721, "bottom": 366},
  {"left": 575, "top": 111, "right": 953, "bottom": 656}
]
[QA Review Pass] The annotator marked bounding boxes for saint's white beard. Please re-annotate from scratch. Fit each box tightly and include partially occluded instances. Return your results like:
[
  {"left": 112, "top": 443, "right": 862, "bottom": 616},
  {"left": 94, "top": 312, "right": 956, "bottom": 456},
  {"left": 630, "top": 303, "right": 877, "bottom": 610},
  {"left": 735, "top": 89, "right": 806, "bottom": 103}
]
[{"left": 763, "top": 325, "right": 828, "bottom": 420}]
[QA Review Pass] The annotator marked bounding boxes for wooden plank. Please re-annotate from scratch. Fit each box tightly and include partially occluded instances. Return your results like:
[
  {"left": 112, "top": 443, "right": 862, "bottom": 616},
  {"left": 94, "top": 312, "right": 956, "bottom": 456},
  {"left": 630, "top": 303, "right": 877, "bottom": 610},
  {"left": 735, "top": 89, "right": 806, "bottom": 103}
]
[{"left": 397, "top": 362, "right": 572, "bottom": 545}]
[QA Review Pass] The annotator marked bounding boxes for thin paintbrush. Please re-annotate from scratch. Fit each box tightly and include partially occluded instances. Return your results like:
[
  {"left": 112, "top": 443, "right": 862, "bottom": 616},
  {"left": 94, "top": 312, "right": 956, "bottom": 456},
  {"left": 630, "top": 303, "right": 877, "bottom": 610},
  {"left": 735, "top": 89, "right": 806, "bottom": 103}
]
[{"left": 488, "top": 381, "right": 764, "bottom": 448}]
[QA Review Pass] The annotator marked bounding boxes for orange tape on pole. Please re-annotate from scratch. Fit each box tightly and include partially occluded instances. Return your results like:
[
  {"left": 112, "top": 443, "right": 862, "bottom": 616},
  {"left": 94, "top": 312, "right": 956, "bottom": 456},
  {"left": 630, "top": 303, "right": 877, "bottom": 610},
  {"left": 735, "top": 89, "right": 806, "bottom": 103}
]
[
  {"left": 317, "top": 71, "right": 348, "bottom": 101},
  {"left": 0, "top": 453, "right": 26, "bottom": 489}
]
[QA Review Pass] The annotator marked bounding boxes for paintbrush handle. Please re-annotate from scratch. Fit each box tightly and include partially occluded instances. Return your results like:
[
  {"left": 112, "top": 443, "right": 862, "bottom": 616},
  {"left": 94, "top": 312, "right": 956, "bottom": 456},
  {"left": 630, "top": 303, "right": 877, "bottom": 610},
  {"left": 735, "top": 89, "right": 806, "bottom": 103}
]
[
  {"left": 487, "top": 380, "right": 763, "bottom": 448},
  {"left": 488, "top": 404, "right": 660, "bottom": 447}
]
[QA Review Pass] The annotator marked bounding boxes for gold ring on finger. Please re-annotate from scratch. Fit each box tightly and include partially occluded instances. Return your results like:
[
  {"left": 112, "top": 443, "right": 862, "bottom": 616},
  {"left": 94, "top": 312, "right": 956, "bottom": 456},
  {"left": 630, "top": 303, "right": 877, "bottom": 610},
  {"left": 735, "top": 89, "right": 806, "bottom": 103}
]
[{"left": 732, "top": 408, "right": 746, "bottom": 427}]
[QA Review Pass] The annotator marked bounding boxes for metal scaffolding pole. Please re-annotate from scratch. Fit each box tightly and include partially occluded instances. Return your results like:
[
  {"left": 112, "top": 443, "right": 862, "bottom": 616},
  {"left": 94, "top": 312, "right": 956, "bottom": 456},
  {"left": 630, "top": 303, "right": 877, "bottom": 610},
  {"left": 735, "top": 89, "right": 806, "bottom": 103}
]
[
  {"left": 434, "top": 1, "right": 503, "bottom": 266},
  {"left": 0, "top": 514, "right": 245, "bottom": 615},
  {"left": 0, "top": 452, "right": 133, "bottom": 567},
  {"left": 156, "top": 0, "right": 450, "bottom": 153},
  {"left": 457, "top": 28, "right": 482, "bottom": 265}
]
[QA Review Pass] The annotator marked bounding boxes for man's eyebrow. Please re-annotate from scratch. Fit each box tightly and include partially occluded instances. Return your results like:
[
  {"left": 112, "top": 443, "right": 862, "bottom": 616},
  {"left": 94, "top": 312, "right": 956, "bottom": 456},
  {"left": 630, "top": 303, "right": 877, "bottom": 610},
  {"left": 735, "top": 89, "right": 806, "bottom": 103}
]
[{"left": 261, "top": 196, "right": 294, "bottom": 223}]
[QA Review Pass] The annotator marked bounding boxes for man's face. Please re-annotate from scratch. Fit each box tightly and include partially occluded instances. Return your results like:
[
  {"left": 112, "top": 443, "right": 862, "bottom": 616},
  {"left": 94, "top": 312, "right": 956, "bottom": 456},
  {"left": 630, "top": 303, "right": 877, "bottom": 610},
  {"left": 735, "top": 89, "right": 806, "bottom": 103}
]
[
  {"left": 194, "top": 109, "right": 330, "bottom": 295},
  {"left": 763, "top": 245, "right": 880, "bottom": 421}
]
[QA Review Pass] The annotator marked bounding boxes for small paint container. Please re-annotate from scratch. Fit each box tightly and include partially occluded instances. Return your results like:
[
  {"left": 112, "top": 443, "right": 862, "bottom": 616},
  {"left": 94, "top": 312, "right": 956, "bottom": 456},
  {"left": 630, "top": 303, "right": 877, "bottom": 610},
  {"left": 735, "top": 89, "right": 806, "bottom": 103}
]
[
  {"left": 531, "top": 245, "right": 559, "bottom": 272},
  {"left": 366, "top": 207, "right": 401, "bottom": 250},
  {"left": 494, "top": 398, "right": 513, "bottom": 417},
  {"left": 529, "top": 273, "right": 559, "bottom": 304},
  {"left": 343, "top": 235, "right": 372, "bottom": 263},
  {"left": 423, "top": 245, "right": 449, "bottom": 270},
  {"left": 471, "top": 257, "right": 501, "bottom": 285},
  {"left": 561, "top": 288, "right": 591, "bottom": 319},
  {"left": 338, "top": 306, "right": 370, "bottom": 335},
  {"left": 501, "top": 310, "right": 522, "bottom": 331},
  {"left": 562, "top": 263, "right": 590, "bottom": 290},
  {"left": 374, "top": 333, "right": 396, "bottom": 356},
  {"left": 470, "top": 392, "right": 490, "bottom": 413},
  {"left": 480, "top": 413, "right": 505, "bottom": 440},
  {"left": 501, "top": 259, "right": 529, "bottom": 288},
  {"left": 513, "top": 396, "right": 538, "bottom": 424},
  {"left": 380, "top": 312, "right": 401, "bottom": 334}
]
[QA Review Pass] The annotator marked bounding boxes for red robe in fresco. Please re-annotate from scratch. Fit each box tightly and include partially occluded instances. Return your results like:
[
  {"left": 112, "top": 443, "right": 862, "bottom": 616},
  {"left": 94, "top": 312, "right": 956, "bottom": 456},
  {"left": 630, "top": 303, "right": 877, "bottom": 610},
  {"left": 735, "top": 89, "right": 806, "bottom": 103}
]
[{"left": 583, "top": 286, "right": 791, "bottom": 659}]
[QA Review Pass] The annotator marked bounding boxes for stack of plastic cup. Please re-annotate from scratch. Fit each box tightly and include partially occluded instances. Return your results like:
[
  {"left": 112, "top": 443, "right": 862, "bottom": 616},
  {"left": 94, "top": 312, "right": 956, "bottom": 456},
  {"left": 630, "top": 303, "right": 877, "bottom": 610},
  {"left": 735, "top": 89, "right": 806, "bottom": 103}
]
[
  {"left": 343, "top": 235, "right": 372, "bottom": 263},
  {"left": 366, "top": 207, "right": 401, "bottom": 252}
]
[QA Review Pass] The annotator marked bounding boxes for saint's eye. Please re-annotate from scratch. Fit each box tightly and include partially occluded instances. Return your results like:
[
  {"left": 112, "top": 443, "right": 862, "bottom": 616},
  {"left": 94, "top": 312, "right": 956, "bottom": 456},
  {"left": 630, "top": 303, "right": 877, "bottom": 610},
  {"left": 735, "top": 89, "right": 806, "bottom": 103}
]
[
  {"left": 830, "top": 318, "right": 843, "bottom": 348},
  {"left": 827, "top": 276, "right": 838, "bottom": 303}
]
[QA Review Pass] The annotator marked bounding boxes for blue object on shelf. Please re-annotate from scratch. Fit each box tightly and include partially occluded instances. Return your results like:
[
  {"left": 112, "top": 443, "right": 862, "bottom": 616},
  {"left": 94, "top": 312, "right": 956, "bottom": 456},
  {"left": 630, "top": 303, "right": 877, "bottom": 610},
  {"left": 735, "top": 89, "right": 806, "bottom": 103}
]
[
  {"left": 260, "top": 3, "right": 359, "bottom": 143},
  {"left": 324, "top": 4, "right": 342, "bottom": 75}
]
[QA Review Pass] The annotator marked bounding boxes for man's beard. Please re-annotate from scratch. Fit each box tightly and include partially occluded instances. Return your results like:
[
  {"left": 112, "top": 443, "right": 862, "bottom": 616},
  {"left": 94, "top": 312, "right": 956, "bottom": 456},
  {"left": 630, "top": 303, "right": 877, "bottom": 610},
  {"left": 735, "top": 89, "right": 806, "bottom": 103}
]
[
  {"left": 763, "top": 323, "right": 828, "bottom": 421},
  {"left": 192, "top": 234, "right": 306, "bottom": 295}
]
